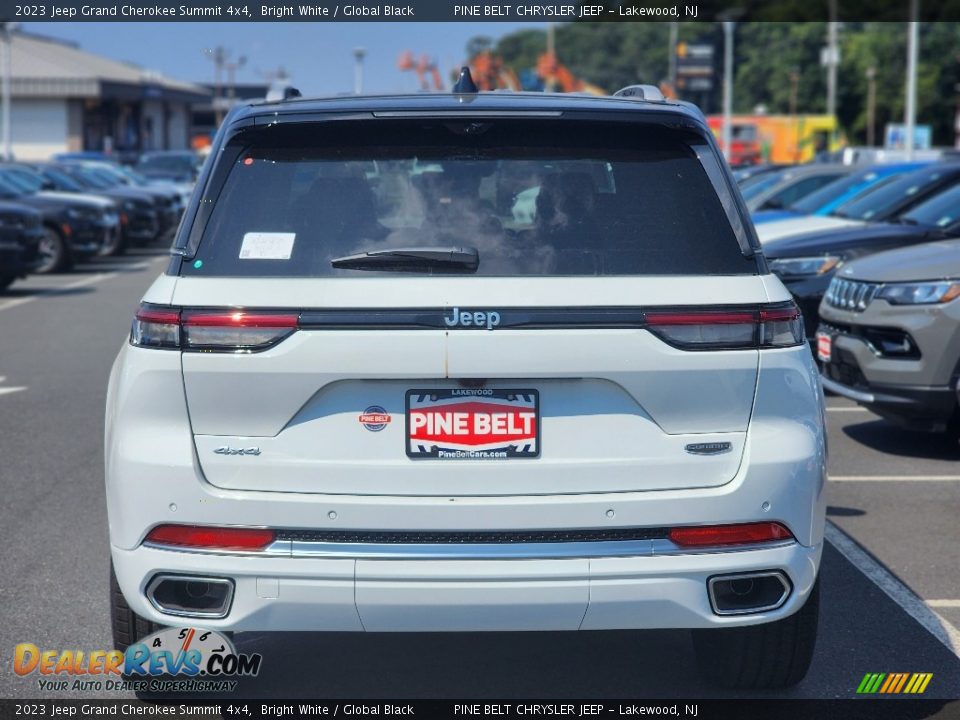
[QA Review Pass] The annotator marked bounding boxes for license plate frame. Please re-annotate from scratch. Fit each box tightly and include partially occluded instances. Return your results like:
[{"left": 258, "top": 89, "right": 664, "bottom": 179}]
[
  {"left": 816, "top": 332, "right": 833, "bottom": 363},
  {"left": 405, "top": 388, "right": 540, "bottom": 460}
]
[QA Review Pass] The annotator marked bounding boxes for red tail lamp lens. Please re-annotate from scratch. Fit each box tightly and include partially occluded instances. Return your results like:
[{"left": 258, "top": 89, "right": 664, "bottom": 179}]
[
  {"left": 146, "top": 525, "right": 275, "bottom": 551},
  {"left": 668, "top": 522, "right": 794, "bottom": 548}
]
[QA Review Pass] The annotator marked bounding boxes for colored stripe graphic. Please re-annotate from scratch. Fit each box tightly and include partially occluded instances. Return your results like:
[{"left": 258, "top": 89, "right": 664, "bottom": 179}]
[{"left": 857, "top": 672, "right": 932, "bottom": 694}]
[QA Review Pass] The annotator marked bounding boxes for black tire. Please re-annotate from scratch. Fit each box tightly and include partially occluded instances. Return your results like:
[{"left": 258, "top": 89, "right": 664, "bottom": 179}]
[
  {"left": 35, "top": 227, "right": 74, "bottom": 274},
  {"left": 0, "top": 274, "right": 14, "bottom": 292},
  {"left": 692, "top": 576, "right": 820, "bottom": 689},
  {"left": 110, "top": 562, "right": 160, "bottom": 653}
]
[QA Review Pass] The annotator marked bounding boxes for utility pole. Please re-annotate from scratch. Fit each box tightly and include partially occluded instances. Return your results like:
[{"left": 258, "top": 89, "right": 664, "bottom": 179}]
[
  {"left": 353, "top": 47, "right": 366, "bottom": 94},
  {"left": 904, "top": 0, "right": 919, "bottom": 160},
  {"left": 722, "top": 21, "right": 735, "bottom": 163},
  {"left": 826, "top": 7, "right": 838, "bottom": 120},
  {"left": 668, "top": 22, "right": 678, "bottom": 89},
  {"left": 866, "top": 65, "right": 877, "bottom": 147},
  {"left": 790, "top": 67, "right": 801, "bottom": 163},
  {"left": 205, "top": 46, "right": 226, "bottom": 126},
  {"left": 224, "top": 54, "right": 246, "bottom": 104},
  {"left": 0, "top": 22, "right": 15, "bottom": 161}
]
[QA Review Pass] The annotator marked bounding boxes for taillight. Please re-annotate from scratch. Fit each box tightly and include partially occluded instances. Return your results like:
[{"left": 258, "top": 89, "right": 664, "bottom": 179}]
[
  {"left": 182, "top": 311, "right": 298, "bottom": 351},
  {"left": 669, "top": 522, "right": 794, "bottom": 548},
  {"left": 145, "top": 524, "right": 276, "bottom": 551},
  {"left": 644, "top": 303, "right": 803, "bottom": 350},
  {"left": 131, "top": 306, "right": 180, "bottom": 349},
  {"left": 130, "top": 303, "right": 299, "bottom": 352}
]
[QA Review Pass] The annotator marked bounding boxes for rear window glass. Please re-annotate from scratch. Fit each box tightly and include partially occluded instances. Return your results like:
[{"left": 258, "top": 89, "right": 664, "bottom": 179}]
[{"left": 181, "top": 120, "right": 753, "bottom": 278}]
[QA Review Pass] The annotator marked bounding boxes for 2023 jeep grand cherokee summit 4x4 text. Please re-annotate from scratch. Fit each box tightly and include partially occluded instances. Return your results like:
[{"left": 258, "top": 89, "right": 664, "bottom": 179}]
[{"left": 105, "top": 85, "right": 827, "bottom": 689}]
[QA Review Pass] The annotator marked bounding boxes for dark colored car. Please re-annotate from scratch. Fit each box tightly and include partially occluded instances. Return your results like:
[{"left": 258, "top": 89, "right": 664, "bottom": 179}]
[
  {"left": 136, "top": 150, "right": 202, "bottom": 184},
  {"left": 0, "top": 201, "right": 44, "bottom": 291},
  {"left": 45, "top": 164, "right": 161, "bottom": 245},
  {"left": 0, "top": 174, "right": 114, "bottom": 273},
  {"left": 764, "top": 180, "right": 960, "bottom": 338},
  {"left": 62, "top": 162, "right": 181, "bottom": 237},
  {"left": 0, "top": 163, "right": 125, "bottom": 257}
]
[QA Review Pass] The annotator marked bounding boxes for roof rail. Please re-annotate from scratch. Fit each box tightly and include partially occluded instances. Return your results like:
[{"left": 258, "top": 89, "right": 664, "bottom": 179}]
[{"left": 612, "top": 84, "right": 665, "bottom": 102}]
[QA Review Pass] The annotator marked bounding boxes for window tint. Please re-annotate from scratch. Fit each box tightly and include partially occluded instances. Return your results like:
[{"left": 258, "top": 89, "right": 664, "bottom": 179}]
[
  {"left": 789, "top": 169, "right": 885, "bottom": 214},
  {"left": 902, "top": 184, "right": 960, "bottom": 228},
  {"left": 768, "top": 174, "right": 842, "bottom": 207},
  {"left": 833, "top": 168, "right": 952, "bottom": 220},
  {"left": 182, "top": 121, "right": 753, "bottom": 278},
  {"left": 740, "top": 171, "right": 786, "bottom": 201}
]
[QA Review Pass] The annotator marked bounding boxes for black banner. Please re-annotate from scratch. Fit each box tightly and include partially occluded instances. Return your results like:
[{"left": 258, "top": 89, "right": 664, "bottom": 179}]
[
  {"left": 1, "top": 700, "right": 959, "bottom": 720},
  {"left": 3, "top": 0, "right": 960, "bottom": 22}
]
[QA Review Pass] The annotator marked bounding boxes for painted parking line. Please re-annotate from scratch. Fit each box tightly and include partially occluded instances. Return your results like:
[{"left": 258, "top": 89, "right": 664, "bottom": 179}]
[
  {"left": 0, "top": 257, "right": 164, "bottom": 313},
  {"left": 825, "top": 522, "right": 960, "bottom": 658},
  {"left": 928, "top": 600, "right": 960, "bottom": 608},
  {"left": 825, "top": 407, "right": 871, "bottom": 412},
  {"left": 0, "top": 375, "right": 27, "bottom": 396},
  {"left": 829, "top": 475, "right": 960, "bottom": 482},
  {"left": 0, "top": 271, "right": 118, "bottom": 313}
]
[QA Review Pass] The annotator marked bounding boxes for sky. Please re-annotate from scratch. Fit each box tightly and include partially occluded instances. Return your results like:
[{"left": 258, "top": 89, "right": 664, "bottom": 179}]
[{"left": 22, "top": 22, "right": 548, "bottom": 95}]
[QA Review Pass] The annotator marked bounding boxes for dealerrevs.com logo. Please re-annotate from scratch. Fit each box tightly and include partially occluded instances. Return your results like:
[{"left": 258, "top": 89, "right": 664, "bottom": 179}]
[{"left": 14, "top": 628, "right": 262, "bottom": 693}]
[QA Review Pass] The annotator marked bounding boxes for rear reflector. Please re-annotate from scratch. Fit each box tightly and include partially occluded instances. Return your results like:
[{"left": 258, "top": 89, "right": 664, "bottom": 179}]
[
  {"left": 145, "top": 524, "right": 276, "bottom": 551},
  {"left": 668, "top": 522, "right": 794, "bottom": 547}
]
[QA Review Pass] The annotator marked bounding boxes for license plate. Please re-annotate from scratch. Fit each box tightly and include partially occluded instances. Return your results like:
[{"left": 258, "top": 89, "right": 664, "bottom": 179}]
[
  {"left": 406, "top": 389, "right": 540, "bottom": 460},
  {"left": 816, "top": 332, "right": 833, "bottom": 362}
]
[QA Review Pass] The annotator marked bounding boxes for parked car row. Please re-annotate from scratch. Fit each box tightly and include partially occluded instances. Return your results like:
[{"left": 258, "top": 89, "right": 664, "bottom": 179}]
[
  {"left": 736, "top": 159, "right": 960, "bottom": 439},
  {"left": 0, "top": 151, "right": 197, "bottom": 291}
]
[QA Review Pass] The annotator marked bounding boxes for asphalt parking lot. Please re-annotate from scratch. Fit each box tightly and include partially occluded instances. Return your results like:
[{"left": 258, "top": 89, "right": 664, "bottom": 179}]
[{"left": 0, "top": 251, "right": 958, "bottom": 703}]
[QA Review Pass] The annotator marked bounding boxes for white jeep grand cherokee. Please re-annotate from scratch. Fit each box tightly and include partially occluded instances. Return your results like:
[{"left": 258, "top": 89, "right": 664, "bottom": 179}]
[{"left": 106, "top": 83, "right": 827, "bottom": 689}]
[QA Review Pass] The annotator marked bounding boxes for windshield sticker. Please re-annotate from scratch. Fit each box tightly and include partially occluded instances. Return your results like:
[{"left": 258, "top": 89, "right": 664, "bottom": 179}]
[{"left": 239, "top": 232, "right": 295, "bottom": 260}]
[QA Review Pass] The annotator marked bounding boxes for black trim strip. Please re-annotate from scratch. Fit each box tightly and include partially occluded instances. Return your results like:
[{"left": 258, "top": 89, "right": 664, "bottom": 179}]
[
  {"left": 297, "top": 307, "right": 649, "bottom": 330},
  {"left": 275, "top": 527, "right": 671, "bottom": 544}
]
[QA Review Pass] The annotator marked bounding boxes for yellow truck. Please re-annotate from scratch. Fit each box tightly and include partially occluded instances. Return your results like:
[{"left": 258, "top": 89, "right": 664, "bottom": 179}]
[{"left": 707, "top": 115, "right": 844, "bottom": 165}]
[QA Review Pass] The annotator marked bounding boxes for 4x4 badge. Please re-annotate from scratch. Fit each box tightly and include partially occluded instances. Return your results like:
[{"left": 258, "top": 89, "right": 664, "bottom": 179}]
[
  {"left": 214, "top": 446, "right": 261, "bottom": 456},
  {"left": 685, "top": 442, "right": 732, "bottom": 456}
]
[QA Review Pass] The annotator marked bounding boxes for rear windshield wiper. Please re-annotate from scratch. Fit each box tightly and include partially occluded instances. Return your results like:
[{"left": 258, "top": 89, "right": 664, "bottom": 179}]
[{"left": 331, "top": 246, "right": 479, "bottom": 273}]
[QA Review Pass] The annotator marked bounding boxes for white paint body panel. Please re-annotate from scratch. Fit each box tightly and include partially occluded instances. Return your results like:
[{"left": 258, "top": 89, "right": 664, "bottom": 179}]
[{"left": 106, "top": 282, "right": 828, "bottom": 630}]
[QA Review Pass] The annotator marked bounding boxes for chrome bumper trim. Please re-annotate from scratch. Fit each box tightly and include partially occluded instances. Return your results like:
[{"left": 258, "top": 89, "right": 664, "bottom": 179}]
[
  {"left": 821, "top": 375, "right": 876, "bottom": 404},
  {"left": 145, "top": 538, "right": 796, "bottom": 560}
]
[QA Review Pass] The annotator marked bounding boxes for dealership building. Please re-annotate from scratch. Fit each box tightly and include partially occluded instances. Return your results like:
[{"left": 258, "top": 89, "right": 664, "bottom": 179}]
[{"left": 6, "top": 31, "right": 209, "bottom": 159}]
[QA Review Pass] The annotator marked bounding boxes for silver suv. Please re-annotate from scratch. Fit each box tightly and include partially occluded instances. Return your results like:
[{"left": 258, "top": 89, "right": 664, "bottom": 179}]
[
  {"left": 819, "top": 239, "right": 960, "bottom": 435},
  {"left": 106, "top": 83, "right": 827, "bottom": 689}
]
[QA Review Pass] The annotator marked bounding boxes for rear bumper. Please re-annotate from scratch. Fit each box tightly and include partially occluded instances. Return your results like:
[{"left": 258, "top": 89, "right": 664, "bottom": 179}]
[{"left": 112, "top": 541, "right": 821, "bottom": 632}]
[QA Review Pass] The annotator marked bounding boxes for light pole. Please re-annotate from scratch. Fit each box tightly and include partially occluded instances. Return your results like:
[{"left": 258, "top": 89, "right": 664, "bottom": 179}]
[
  {"left": 904, "top": 1, "right": 919, "bottom": 160},
  {"left": 722, "top": 21, "right": 736, "bottom": 163},
  {"left": 790, "top": 67, "right": 801, "bottom": 163},
  {"left": 866, "top": 65, "right": 877, "bottom": 147},
  {"left": 826, "top": 2, "right": 838, "bottom": 120},
  {"left": 668, "top": 22, "right": 678, "bottom": 90},
  {"left": 353, "top": 47, "right": 366, "bottom": 94},
  {"left": 0, "top": 22, "right": 15, "bottom": 161}
]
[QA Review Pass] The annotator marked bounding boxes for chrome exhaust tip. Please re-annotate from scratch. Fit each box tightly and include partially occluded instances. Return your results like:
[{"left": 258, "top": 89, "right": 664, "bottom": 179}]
[
  {"left": 707, "top": 571, "right": 791, "bottom": 616},
  {"left": 146, "top": 574, "right": 234, "bottom": 619}
]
